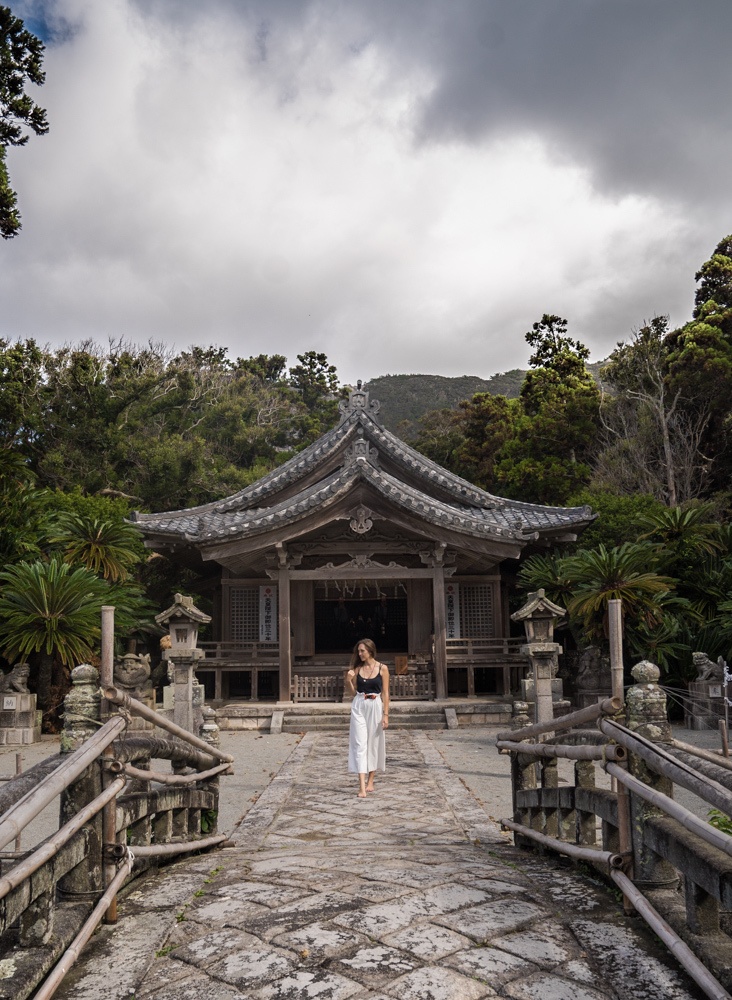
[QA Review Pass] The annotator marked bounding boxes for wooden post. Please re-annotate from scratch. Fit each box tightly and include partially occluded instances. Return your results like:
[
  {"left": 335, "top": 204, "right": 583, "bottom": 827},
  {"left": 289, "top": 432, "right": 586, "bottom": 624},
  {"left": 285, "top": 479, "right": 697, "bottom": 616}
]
[
  {"left": 278, "top": 567, "right": 292, "bottom": 703},
  {"left": 608, "top": 598, "right": 624, "bottom": 703},
  {"left": 432, "top": 562, "right": 447, "bottom": 700},
  {"left": 99, "top": 606, "right": 119, "bottom": 924}
]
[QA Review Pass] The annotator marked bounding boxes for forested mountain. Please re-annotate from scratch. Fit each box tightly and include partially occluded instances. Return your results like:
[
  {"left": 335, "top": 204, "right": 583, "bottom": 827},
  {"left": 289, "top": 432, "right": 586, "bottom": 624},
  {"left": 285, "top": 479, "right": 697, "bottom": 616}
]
[
  {"left": 363, "top": 371, "right": 523, "bottom": 436},
  {"left": 365, "top": 363, "right": 605, "bottom": 437}
]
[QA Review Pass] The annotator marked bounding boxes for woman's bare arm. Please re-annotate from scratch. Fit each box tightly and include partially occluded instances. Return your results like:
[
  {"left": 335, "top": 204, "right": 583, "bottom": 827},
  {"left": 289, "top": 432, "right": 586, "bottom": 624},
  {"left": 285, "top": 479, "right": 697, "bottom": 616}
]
[
  {"left": 380, "top": 664, "right": 390, "bottom": 727},
  {"left": 345, "top": 668, "right": 356, "bottom": 697}
]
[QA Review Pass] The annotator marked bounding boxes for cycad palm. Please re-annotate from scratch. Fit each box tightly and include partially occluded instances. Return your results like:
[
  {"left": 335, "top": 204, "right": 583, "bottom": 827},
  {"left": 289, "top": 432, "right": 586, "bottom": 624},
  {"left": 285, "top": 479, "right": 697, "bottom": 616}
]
[
  {"left": 635, "top": 505, "right": 721, "bottom": 573},
  {"left": 0, "top": 558, "right": 108, "bottom": 710},
  {"left": 517, "top": 553, "right": 574, "bottom": 608},
  {"left": 563, "top": 543, "right": 675, "bottom": 644},
  {"left": 49, "top": 513, "right": 142, "bottom": 582}
]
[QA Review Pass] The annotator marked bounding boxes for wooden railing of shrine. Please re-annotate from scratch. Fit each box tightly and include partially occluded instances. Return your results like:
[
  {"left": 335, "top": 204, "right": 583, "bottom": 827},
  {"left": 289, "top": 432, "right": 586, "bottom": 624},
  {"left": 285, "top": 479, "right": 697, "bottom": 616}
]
[
  {"left": 0, "top": 672, "right": 233, "bottom": 1000},
  {"left": 445, "top": 636, "right": 524, "bottom": 697},
  {"left": 499, "top": 674, "right": 732, "bottom": 1000},
  {"left": 292, "top": 670, "right": 435, "bottom": 702},
  {"left": 199, "top": 641, "right": 280, "bottom": 662}
]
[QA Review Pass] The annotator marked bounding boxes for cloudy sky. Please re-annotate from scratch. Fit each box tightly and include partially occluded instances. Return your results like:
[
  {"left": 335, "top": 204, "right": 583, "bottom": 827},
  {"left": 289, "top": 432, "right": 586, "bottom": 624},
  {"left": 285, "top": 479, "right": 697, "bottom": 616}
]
[{"left": 2, "top": 0, "right": 731, "bottom": 385}]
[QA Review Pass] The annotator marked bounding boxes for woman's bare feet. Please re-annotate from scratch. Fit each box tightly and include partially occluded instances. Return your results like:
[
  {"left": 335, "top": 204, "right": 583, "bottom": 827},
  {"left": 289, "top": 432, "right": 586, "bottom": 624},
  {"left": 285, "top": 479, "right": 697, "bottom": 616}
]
[
  {"left": 357, "top": 791, "right": 367, "bottom": 798},
  {"left": 366, "top": 783, "right": 375, "bottom": 793}
]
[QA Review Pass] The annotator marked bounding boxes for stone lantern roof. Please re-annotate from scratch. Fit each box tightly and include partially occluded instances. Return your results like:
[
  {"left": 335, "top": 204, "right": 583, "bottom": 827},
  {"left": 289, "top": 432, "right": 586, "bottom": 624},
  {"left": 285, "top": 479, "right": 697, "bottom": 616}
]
[
  {"left": 511, "top": 588, "right": 567, "bottom": 624},
  {"left": 155, "top": 593, "right": 212, "bottom": 628}
]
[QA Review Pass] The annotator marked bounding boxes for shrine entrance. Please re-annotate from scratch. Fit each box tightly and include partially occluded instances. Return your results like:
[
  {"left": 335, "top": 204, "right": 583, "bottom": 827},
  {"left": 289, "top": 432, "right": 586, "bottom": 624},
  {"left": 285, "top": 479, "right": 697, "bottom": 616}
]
[{"left": 313, "top": 595, "right": 409, "bottom": 653}]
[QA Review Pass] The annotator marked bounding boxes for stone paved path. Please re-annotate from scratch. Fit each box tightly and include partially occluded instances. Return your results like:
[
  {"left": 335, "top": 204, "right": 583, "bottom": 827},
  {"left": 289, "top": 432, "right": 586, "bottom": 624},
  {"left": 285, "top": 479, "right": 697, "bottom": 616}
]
[{"left": 58, "top": 731, "right": 705, "bottom": 1000}]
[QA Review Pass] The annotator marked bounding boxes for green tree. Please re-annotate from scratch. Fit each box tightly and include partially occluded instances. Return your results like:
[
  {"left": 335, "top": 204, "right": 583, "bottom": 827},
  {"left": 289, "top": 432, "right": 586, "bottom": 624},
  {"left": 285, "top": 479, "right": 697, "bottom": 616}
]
[
  {"left": 287, "top": 351, "right": 346, "bottom": 442},
  {"left": 412, "top": 407, "right": 468, "bottom": 474},
  {"left": 0, "top": 5, "right": 48, "bottom": 237},
  {"left": 692, "top": 234, "right": 732, "bottom": 338},
  {"left": 567, "top": 489, "right": 666, "bottom": 551},
  {"left": 496, "top": 316, "right": 600, "bottom": 503},
  {"left": 599, "top": 317, "right": 711, "bottom": 505},
  {"left": 453, "top": 393, "right": 517, "bottom": 491}
]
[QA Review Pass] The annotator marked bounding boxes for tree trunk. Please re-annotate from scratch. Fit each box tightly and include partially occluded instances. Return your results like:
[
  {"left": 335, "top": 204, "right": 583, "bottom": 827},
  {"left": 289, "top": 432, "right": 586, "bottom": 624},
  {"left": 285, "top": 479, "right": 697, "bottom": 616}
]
[{"left": 36, "top": 651, "right": 54, "bottom": 714}]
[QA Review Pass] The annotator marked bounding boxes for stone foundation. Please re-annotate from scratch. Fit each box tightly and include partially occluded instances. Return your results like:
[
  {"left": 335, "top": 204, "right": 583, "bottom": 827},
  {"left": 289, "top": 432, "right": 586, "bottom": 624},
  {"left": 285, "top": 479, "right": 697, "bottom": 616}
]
[{"left": 0, "top": 692, "right": 41, "bottom": 745}]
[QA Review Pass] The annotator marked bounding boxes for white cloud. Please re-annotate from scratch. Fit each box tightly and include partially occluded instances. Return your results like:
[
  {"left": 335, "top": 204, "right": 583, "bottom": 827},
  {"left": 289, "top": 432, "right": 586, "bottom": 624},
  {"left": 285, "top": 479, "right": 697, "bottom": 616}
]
[{"left": 0, "top": 0, "right": 719, "bottom": 385}]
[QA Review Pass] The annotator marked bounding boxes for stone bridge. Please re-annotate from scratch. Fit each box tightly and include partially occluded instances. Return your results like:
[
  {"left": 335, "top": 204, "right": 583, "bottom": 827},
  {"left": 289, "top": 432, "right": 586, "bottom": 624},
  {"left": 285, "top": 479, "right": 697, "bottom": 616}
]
[{"left": 51, "top": 730, "right": 703, "bottom": 1000}]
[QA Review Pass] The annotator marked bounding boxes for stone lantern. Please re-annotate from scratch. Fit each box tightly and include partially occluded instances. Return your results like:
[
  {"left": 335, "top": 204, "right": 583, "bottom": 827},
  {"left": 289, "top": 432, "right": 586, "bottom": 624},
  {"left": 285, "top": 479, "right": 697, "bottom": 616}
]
[
  {"left": 156, "top": 593, "right": 211, "bottom": 656},
  {"left": 511, "top": 589, "right": 567, "bottom": 725},
  {"left": 155, "top": 594, "right": 211, "bottom": 734}
]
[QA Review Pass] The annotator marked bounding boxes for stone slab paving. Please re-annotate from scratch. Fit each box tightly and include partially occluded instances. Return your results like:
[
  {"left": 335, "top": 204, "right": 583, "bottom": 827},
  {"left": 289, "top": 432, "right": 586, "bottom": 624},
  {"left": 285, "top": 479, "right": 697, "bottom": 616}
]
[{"left": 55, "top": 731, "right": 706, "bottom": 1000}]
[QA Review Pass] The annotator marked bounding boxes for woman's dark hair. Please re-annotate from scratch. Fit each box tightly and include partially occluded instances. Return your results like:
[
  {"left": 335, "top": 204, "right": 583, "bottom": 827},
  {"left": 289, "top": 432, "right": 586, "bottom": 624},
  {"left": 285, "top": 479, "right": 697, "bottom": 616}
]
[{"left": 350, "top": 637, "right": 377, "bottom": 670}]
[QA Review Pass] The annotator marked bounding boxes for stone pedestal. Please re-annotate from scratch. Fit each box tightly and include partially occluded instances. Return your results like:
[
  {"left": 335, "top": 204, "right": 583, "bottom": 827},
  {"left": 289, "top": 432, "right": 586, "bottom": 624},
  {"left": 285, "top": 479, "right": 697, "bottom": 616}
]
[
  {"left": 520, "top": 642, "right": 568, "bottom": 723},
  {"left": 59, "top": 665, "right": 103, "bottom": 900},
  {"left": 684, "top": 679, "right": 725, "bottom": 731},
  {"left": 165, "top": 650, "right": 206, "bottom": 735},
  {"left": 520, "top": 677, "right": 572, "bottom": 719},
  {"left": 0, "top": 691, "right": 41, "bottom": 745}
]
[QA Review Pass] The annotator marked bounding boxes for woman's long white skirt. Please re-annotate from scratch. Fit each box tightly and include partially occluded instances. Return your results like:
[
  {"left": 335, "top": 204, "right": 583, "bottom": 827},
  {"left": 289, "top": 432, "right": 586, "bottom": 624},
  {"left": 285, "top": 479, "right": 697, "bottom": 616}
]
[{"left": 348, "top": 693, "right": 386, "bottom": 773}]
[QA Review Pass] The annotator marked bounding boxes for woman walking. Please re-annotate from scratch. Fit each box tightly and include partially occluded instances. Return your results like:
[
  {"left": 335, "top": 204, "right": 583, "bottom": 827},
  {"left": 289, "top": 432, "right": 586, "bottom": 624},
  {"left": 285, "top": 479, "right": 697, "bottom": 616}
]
[{"left": 346, "top": 639, "right": 389, "bottom": 798}]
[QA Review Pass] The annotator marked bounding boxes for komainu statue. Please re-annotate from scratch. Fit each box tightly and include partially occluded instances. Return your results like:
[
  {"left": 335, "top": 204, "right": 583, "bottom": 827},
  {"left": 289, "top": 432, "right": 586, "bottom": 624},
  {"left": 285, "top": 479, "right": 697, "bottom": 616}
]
[
  {"left": 0, "top": 663, "right": 30, "bottom": 693},
  {"left": 575, "top": 646, "right": 608, "bottom": 690},
  {"left": 693, "top": 651, "right": 725, "bottom": 681},
  {"left": 113, "top": 652, "right": 153, "bottom": 700}
]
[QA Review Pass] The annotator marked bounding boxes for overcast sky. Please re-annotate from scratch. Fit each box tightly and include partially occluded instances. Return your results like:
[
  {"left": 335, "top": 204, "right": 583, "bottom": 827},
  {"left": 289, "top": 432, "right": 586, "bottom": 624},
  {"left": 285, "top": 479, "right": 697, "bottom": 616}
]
[{"left": 2, "top": 0, "right": 731, "bottom": 385}]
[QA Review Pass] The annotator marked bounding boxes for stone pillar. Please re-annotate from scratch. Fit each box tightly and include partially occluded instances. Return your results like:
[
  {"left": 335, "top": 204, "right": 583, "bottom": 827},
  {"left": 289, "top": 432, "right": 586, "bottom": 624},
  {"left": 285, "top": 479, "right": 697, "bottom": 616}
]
[
  {"left": 58, "top": 664, "right": 103, "bottom": 901},
  {"left": 525, "top": 644, "right": 560, "bottom": 725},
  {"left": 432, "top": 564, "right": 447, "bottom": 701},
  {"left": 278, "top": 567, "right": 292, "bottom": 703},
  {"left": 171, "top": 651, "right": 205, "bottom": 735},
  {"left": 510, "top": 702, "right": 536, "bottom": 847},
  {"left": 625, "top": 660, "right": 678, "bottom": 888}
]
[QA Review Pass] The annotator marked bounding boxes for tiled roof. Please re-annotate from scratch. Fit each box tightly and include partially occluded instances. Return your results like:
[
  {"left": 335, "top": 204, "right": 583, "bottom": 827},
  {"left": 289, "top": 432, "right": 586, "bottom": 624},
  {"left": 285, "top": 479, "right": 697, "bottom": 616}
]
[{"left": 132, "top": 384, "right": 593, "bottom": 546}]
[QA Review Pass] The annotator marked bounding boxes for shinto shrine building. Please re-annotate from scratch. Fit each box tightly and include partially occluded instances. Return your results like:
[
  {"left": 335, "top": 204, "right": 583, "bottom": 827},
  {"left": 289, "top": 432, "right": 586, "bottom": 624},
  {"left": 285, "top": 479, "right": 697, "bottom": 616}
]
[{"left": 132, "top": 384, "right": 593, "bottom": 703}]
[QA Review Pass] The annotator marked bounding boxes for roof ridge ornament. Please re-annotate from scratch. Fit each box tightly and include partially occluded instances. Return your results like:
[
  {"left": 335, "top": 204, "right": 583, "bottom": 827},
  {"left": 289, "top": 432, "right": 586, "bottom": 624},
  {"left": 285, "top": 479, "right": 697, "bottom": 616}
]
[{"left": 338, "top": 380, "right": 382, "bottom": 424}]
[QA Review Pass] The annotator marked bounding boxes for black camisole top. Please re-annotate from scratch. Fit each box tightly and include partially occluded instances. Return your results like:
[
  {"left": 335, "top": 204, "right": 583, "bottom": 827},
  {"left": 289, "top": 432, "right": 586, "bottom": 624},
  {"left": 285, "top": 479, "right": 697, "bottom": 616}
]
[{"left": 356, "top": 666, "right": 383, "bottom": 694}]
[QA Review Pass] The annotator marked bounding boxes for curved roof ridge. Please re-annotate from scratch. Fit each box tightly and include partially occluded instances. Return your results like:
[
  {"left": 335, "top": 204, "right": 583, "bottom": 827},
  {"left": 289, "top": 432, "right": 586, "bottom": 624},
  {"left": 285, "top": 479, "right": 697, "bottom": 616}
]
[
  {"left": 355, "top": 409, "right": 505, "bottom": 508},
  {"left": 198, "top": 464, "right": 360, "bottom": 543},
  {"left": 130, "top": 411, "right": 359, "bottom": 524},
  {"left": 356, "top": 461, "right": 527, "bottom": 542},
  {"left": 214, "top": 412, "right": 359, "bottom": 513}
]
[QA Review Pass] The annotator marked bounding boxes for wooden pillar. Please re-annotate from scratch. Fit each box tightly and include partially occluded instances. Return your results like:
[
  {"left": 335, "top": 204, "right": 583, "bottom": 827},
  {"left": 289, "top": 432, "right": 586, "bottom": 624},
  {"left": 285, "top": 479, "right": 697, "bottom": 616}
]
[
  {"left": 278, "top": 568, "right": 292, "bottom": 702},
  {"left": 432, "top": 563, "right": 447, "bottom": 700}
]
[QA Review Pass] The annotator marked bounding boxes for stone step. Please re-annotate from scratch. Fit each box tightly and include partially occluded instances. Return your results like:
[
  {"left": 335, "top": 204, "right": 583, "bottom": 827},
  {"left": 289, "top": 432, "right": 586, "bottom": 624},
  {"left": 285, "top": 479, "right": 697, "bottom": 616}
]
[
  {"left": 213, "top": 697, "right": 513, "bottom": 731},
  {"left": 282, "top": 711, "right": 447, "bottom": 732}
]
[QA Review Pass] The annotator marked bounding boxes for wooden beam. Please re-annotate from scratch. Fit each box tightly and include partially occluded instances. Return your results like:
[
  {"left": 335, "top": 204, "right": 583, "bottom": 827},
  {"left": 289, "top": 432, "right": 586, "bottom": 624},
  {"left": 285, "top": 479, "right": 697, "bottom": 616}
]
[
  {"left": 278, "top": 567, "right": 292, "bottom": 703},
  {"left": 433, "top": 557, "right": 447, "bottom": 700}
]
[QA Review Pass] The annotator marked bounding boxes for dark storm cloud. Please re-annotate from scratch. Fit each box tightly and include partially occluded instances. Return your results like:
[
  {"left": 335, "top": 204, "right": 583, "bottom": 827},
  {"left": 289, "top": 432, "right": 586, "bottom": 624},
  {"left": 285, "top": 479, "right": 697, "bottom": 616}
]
[{"left": 129, "top": 0, "right": 732, "bottom": 205}]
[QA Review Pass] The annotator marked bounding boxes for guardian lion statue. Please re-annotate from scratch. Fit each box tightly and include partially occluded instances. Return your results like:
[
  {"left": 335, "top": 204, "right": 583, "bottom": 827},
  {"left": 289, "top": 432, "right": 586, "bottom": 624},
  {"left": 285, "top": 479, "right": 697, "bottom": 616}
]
[
  {"left": 0, "top": 663, "right": 30, "bottom": 694},
  {"left": 693, "top": 651, "right": 725, "bottom": 682}
]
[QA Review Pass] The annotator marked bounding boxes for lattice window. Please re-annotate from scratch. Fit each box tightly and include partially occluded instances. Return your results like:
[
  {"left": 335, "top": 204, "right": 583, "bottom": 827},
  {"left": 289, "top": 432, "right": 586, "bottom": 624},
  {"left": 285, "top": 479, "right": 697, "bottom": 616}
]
[
  {"left": 459, "top": 584, "right": 495, "bottom": 638},
  {"left": 230, "top": 587, "right": 259, "bottom": 641}
]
